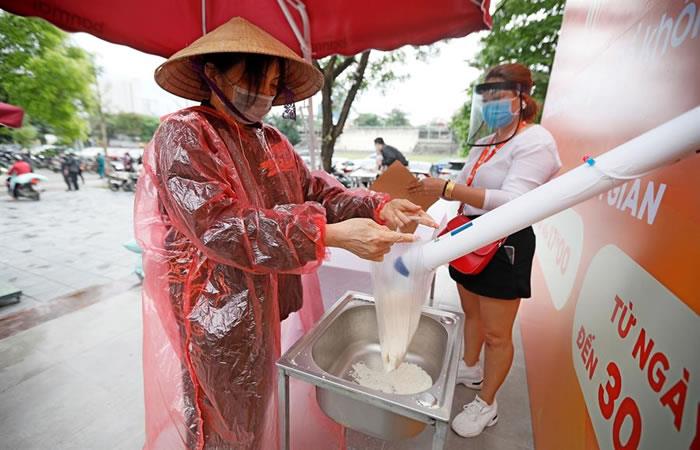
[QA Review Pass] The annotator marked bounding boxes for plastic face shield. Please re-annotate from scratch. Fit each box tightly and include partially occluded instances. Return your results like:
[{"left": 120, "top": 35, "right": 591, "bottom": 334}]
[{"left": 467, "top": 81, "right": 524, "bottom": 147}]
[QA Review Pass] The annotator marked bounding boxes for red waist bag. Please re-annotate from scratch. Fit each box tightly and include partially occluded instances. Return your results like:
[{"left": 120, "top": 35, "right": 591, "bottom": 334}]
[{"left": 438, "top": 214, "right": 506, "bottom": 275}]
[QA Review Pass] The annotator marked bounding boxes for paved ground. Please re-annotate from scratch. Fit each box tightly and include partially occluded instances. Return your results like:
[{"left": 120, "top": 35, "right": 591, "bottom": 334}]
[
  {"left": 0, "top": 171, "right": 533, "bottom": 449},
  {"left": 0, "top": 170, "right": 136, "bottom": 320}
]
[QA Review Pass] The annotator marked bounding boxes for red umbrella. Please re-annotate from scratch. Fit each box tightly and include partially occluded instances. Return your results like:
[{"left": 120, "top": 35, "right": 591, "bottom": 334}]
[
  {"left": 0, "top": 0, "right": 491, "bottom": 59},
  {"left": 0, "top": 102, "right": 24, "bottom": 128},
  {"left": 1, "top": 0, "right": 491, "bottom": 170}
]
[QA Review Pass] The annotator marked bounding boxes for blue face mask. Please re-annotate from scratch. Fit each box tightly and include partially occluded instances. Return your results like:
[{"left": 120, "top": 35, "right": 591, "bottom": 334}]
[{"left": 481, "top": 99, "right": 516, "bottom": 129}]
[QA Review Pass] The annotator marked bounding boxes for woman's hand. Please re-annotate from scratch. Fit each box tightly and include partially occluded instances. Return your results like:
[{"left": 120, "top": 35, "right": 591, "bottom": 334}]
[
  {"left": 407, "top": 177, "right": 447, "bottom": 198},
  {"left": 379, "top": 198, "right": 439, "bottom": 230},
  {"left": 325, "top": 218, "right": 415, "bottom": 261}
]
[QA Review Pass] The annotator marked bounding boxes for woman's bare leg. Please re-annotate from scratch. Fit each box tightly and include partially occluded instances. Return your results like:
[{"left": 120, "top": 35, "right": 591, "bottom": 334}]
[
  {"left": 457, "top": 284, "right": 484, "bottom": 366},
  {"left": 479, "top": 296, "right": 520, "bottom": 404}
]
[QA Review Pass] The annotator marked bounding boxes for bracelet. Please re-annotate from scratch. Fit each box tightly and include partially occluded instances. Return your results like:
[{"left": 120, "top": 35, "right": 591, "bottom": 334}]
[
  {"left": 440, "top": 180, "right": 449, "bottom": 197},
  {"left": 443, "top": 181, "right": 456, "bottom": 200}
]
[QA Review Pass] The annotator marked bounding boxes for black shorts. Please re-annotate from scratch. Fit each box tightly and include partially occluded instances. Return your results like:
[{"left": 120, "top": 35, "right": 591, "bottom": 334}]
[{"left": 449, "top": 218, "right": 536, "bottom": 300}]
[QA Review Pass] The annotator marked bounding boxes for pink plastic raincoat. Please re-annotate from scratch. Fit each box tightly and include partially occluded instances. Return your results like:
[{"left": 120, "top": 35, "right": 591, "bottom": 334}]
[{"left": 134, "top": 106, "right": 389, "bottom": 449}]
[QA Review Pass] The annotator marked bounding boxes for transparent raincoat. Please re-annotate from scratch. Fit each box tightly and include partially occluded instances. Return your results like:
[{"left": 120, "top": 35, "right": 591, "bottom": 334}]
[{"left": 134, "top": 106, "right": 389, "bottom": 449}]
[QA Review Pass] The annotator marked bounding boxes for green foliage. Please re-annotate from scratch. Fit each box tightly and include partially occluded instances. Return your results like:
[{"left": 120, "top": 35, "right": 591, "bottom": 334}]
[
  {"left": 99, "top": 112, "right": 159, "bottom": 143},
  {"left": 383, "top": 108, "right": 411, "bottom": 126},
  {"left": 354, "top": 113, "right": 384, "bottom": 127},
  {"left": 451, "top": 0, "right": 566, "bottom": 154},
  {"left": 11, "top": 124, "right": 39, "bottom": 147},
  {"left": 450, "top": 97, "right": 473, "bottom": 154},
  {"left": 0, "top": 12, "right": 96, "bottom": 142},
  {"left": 140, "top": 116, "right": 160, "bottom": 142},
  {"left": 353, "top": 109, "right": 411, "bottom": 127},
  {"left": 325, "top": 51, "right": 412, "bottom": 114},
  {"left": 265, "top": 113, "right": 301, "bottom": 145}
]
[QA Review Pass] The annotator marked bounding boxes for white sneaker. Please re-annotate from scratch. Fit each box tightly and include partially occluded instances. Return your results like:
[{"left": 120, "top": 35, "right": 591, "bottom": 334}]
[
  {"left": 452, "top": 395, "right": 498, "bottom": 438},
  {"left": 456, "top": 360, "right": 483, "bottom": 390}
]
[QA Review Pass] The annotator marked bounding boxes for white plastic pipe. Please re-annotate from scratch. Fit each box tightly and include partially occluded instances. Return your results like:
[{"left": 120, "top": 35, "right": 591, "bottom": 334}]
[{"left": 395, "top": 106, "right": 700, "bottom": 276}]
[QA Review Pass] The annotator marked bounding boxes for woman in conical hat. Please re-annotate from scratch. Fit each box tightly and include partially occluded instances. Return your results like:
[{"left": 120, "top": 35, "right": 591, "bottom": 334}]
[{"left": 136, "top": 17, "right": 436, "bottom": 449}]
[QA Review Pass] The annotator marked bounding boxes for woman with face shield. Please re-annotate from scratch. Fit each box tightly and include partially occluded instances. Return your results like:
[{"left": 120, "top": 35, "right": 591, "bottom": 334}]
[
  {"left": 136, "top": 17, "right": 436, "bottom": 450},
  {"left": 410, "top": 63, "right": 562, "bottom": 438}
]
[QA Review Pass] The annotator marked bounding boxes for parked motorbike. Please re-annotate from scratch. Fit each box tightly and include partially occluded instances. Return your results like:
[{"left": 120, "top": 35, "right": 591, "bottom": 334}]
[
  {"left": 331, "top": 164, "right": 353, "bottom": 188},
  {"left": 49, "top": 156, "right": 64, "bottom": 173},
  {"left": 0, "top": 150, "right": 16, "bottom": 172},
  {"left": 107, "top": 160, "right": 136, "bottom": 192},
  {"left": 28, "top": 154, "right": 48, "bottom": 170},
  {"left": 108, "top": 170, "right": 136, "bottom": 192},
  {"left": 6, "top": 172, "right": 47, "bottom": 200}
]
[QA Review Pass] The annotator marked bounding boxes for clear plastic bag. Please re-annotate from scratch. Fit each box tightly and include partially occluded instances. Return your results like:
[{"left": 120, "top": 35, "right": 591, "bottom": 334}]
[{"left": 372, "top": 225, "right": 437, "bottom": 372}]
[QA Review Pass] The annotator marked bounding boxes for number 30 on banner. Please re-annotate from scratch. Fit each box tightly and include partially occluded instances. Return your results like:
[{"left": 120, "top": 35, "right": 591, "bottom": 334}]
[{"left": 598, "top": 361, "right": 642, "bottom": 450}]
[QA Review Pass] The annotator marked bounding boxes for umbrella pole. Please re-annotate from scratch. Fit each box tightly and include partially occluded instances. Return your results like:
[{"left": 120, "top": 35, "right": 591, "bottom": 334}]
[
  {"left": 277, "top": 0, "right": 318, "bottom": 170},
  {"left": 307, "top": 99, "right": 318, "bottom": 170}
]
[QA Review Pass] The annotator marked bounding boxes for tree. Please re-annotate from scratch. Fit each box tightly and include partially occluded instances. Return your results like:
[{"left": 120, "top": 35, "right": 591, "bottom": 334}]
[
  {"left": 354, "top": 113, "right": 384, "bottom": 127},
  {"left": 0, "top": 13, "right": 96, "bottom": 143},
  {"left": 314, "top": 48, "right": 434, "bottom": 171},
  {"left": 315, "top": 52, "right": 370, "bottom": 171},
  {"left": 92, "top": 70, "right": 109, "bottom": 156},
  {"left": 88, "top": 111, "right": 159, "bottom": 144},
  {"left": 11, "top": 123, "right": 39, "bottom": 147},
  {"left": 451, "top": 0, "right": 566, "bottom": 154},
  {"left": 384, "top": 108, "right": 411, "bottom": 127},
  {"left": 106, "top": 112, "right": 159, "bottom": 142},
  {"left": 265, "top": 113, "right": 301, "bottom": 145},
  {"left": 0, "top": 118, "right": 39, "bottom": 147}
]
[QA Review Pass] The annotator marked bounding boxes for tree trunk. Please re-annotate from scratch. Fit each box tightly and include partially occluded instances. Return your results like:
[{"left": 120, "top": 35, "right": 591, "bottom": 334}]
[
  {"left": 317, "top": 51, "right": 371, "bottom": 173},
  {"left": 319, "top": 57, "right": 336, "bottom": 172},
  {"left": 321, "top": 135, "right": 337, "bottom": 172}
]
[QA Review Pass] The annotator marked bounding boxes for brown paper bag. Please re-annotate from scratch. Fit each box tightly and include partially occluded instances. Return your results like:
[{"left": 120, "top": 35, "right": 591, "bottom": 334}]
[{"left": 370, "top": 161, "right": 440, "bottom": 233}]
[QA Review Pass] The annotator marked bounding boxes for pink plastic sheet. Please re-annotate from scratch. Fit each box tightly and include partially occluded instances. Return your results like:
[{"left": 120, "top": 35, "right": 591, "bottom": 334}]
[{"left": 134, "top": 106, "right": 388, "bottom": 449}]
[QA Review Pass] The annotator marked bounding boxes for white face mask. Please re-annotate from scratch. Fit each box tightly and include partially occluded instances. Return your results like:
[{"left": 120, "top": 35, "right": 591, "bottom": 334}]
[{"left": 231, "top": 85, "right": 274, "bottom": 124}]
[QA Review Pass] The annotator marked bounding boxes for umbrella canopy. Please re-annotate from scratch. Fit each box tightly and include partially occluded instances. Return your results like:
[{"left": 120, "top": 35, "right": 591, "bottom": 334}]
[
  {"left": 0, "top": 102, "right": 24, "bottom": 128},
  {"left": 0, "top": 0, "right": 491, "bottom": 59}
]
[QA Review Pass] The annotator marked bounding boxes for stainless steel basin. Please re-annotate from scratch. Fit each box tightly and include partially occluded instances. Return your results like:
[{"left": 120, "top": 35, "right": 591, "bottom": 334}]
[{"left": 277, "top": 292, "right": 463, "bottom": 447}]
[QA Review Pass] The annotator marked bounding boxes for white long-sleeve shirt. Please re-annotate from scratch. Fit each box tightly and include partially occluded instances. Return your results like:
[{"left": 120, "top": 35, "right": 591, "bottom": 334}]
[{"left": 457, "top": 124, "right": 562, "bottom": 216}]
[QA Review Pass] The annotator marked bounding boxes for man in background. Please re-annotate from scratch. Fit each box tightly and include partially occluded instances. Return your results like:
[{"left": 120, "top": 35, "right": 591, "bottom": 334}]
[
  {"left": 122, "top": 152, "right": 134, "bottom": 172},
  {"left": 61, "top": 153, "right": 82, "bottom": 191},
  {"left": 6, "top": 155, "right": 32, "bottom": 198},
  {"left": 97, "top": 152, "right": 105, "bottom": 178},
  {"left": 375, "top": 137, "right": 408, "bottom": 172},
  {"left": 7, "top": 155, "right": 31, "bottom": 178}
]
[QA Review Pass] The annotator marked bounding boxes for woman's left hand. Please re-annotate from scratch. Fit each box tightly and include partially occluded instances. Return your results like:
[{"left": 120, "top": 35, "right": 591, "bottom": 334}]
[
  {"left": 408, "top": 177, "right": 447, "bottom": 197},
  {"left": 379, "top": 198, "right": 438, "bottom": 230}
]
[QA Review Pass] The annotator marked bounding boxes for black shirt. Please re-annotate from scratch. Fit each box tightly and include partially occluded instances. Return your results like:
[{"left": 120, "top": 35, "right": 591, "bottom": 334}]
[{"left": 381, "top": 145, "right": 408, "bottom": 167}]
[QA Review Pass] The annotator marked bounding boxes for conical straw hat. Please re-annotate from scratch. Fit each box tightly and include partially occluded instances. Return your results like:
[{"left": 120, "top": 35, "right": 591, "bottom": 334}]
[{"left": 155, "top": 17, "right": 323, "bottom": 105}]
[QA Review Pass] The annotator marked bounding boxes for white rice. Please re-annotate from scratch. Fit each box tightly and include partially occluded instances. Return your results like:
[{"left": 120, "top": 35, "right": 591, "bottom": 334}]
[{"left": 350, "top": 361, "right": 433, "bottom": 395}]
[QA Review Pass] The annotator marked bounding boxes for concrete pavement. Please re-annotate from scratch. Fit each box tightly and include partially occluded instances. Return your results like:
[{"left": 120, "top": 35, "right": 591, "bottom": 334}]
[{"left": 1, "top": 170, "right": 136, "bottom": 320}]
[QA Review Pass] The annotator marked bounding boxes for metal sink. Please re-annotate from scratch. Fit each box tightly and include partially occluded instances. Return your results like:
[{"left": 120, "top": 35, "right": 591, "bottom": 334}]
[{"left": 277, "top": 292, "right": 463, "bottom": 449}]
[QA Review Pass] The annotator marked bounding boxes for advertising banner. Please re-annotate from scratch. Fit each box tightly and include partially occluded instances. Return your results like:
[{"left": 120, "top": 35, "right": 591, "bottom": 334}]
[{"left": 524, "top": 1, "right": 700, "bottom": 449}]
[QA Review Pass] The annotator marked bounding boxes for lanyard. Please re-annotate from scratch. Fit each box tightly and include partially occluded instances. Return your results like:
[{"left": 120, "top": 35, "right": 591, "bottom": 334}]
[{"left": 465, "top": 122, "right": 527, "bottom": 187}]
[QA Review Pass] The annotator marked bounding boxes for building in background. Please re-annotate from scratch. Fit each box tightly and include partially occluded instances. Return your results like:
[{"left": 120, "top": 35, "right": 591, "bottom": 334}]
[{"left": 329, "top": 123, "right": 458, "bottom": 154}]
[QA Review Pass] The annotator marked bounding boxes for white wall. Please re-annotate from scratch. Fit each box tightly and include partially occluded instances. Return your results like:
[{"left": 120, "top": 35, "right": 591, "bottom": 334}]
[{"left": 334, "top": 127, "right": 420, "bottom": 153}]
